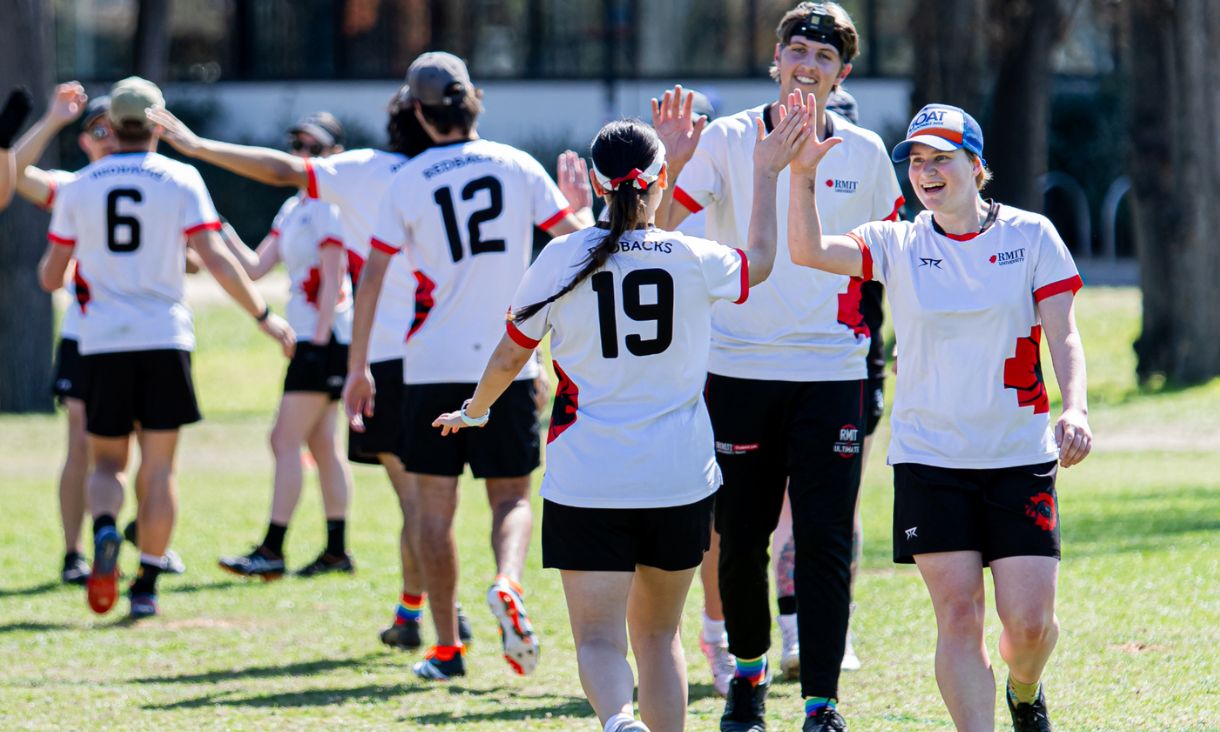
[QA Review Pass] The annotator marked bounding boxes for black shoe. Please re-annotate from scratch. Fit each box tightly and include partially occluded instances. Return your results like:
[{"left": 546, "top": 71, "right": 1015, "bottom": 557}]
[
  {"left": 802, "top": 706, "right": 848, "bottom": 732},
  {"left": 1007, "top": 685, "right": 1053, "bottom": 731},
  {"left": 380, "top": 619, "right": 422, "bottom": 650},
  {"left": 62, "top": 553, "right": 90, "bottom": 585},
  {"left": 457, "top": 603, "right": 473, "bottom": 643},
  {"left": 218, "top": 546, "right": 286, "bottom": 580},
  {"left": 123, "top": 519, "right": 138, "bottom": 546},
  {"left": 295, "top": 552, "right": 355, "bottom": 577},
  {"left": 412, "top": 646, "right": 467, "bottom": 680},
  {"left": 720, "top": 674, "right": 769, "bottom": 731}
]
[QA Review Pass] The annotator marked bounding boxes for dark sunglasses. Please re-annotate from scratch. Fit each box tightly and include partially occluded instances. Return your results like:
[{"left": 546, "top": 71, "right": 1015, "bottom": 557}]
[
  {"left": 290, "top": 138, "right": 325, "bottom": 155},
  {"left": 87, "top": 125, "right": 111, "bottom": 140}
]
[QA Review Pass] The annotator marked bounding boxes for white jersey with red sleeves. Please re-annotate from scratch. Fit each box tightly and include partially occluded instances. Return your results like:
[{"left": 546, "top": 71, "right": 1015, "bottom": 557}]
[
  {"left": 509, "top": 226, "right": 747, "bottom": 509},
  {"left": 674, "top": 106, "right": 903, "bottom": 381},
  {"left": 305, "top": 149, "right": 415, "bottom": 362},
  {"left": 270, "top": 194, "right": 353, "bottom": 344},
  {"left": 371, "top": 139, "right": 572, "bottom": 384},
  {"left": 849, "top": 203, "right": 1083, "bottom": 469},
  {"left": 47, "top": 151, "right": 219, "bottom": 355},
  {"left": 42, "top": 169, "right": 86, "bottom": 340}
]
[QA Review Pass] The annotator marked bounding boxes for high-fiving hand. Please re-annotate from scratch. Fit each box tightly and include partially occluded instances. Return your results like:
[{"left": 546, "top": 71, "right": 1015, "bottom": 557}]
[
  {"left": 753, "top": 92, "right": 817, "bottom": 177},
  {"left": 651, "top": 84, "right": 707, "bottom": 171},
  {"left": 785, "top": 92, "right": 843, "bottom": 176}
]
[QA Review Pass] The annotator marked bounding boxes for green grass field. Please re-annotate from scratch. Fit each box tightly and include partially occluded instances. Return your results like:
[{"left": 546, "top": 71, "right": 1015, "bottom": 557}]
[{"left": 1, "top": 286, "right": 1217, "bottom": 731}]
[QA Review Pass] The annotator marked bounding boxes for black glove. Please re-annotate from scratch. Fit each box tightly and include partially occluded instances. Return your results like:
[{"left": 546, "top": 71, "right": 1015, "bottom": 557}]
[{"left": 0, "top": 87, "right": 34, "bottom": 148}]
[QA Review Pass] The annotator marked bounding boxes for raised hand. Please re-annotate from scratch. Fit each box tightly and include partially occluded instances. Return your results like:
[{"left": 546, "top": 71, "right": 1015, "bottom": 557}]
[
  {"left": 788, "top": 92, "right": 843, "bottom": 176},
  {"left": 557, "top": 150, "right": 593, "bottom": 211},
  {"left": 753, "top": 91, "right": 815, "bottom": 177},
  {"left": 146, "top": 108, "right": 202, "bottom": 156},
  {"left": 48, "top": 82, "right": 88, "bottom": 127},
  {"left": 650, "top": 84, "right": 707, "bottom": 170}
]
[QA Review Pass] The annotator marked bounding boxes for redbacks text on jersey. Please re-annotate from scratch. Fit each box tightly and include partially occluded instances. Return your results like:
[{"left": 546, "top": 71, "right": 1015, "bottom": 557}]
[
  {"left": 509, "top": 227, "right": 747, "bottom": 509},
  {"left": 371, "top": 139, "right": 572, "bottom": 385},
  {"left": 47, "top": 151, "right": 219, "bottom": 356}
]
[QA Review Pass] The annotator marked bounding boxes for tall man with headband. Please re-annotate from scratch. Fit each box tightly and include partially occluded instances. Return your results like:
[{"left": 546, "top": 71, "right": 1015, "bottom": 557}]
[{"left": 653, "top": 3, "right": 902, "bottom": 730}]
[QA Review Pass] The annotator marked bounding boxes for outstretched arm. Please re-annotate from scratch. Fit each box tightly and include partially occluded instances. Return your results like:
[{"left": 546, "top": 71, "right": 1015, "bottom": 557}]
[
  {"left": 13, "top": 83, "right": 87, "bottom": 207},
  {"left": 219, "top": 220, "right": 280, "bottom": 280},
  {"left": 432, "top": 335, "right": 535, "bottom": 435},
  {"left": 147, "top": 108, "right": 308, "bottom": 189},
  {"left": 651, "top": 85, "right": 706, "bottom": 231},
  {"left": 1039, "top": 292, "right": 1092, "bottom": 468},
  {"left": 744, "top": 93, "right": 815, "bottom": 286},
  {"left": 189, "top": 228, "right": 295, "bottom": 356}
]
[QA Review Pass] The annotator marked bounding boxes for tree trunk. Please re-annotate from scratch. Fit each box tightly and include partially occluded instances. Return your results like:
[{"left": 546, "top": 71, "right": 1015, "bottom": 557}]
[
  {"left": 908, "top": 0, "right": 989, "bottom": 114},
  {"left": 1127, "top": 0, "right": 1220, "bottom": 383},
  {"left": 0, "top": 0, "right": 53, "bottom": 412},
  {"left": 134, "top": 0, "right": 171, "bottom": 84},
  {"left": 984, "top": 0, "right": 1067, "bottom": 211}
]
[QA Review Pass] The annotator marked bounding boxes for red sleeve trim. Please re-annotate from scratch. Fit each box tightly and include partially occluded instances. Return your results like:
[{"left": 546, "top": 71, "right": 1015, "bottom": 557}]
[
  {"left": 370, "top": 237, "right": 400, "bottom": 255},
  {"left": 184, "top": 221, "right": 222, "bottom": 237},
  {"left": 847, "top": 232, "right": 873, "bottom": 281},
  {"left": 733, "top": 248, "right": 750, "bottom": 304},
  {"left": 538, "top": 206, "right": 573, "bottom": 232},
  {"left": 42, "top": 180, "right": 58, "bottom": 211},
  {"left": 1033, "top": 274, "right": 1083, "bottom": 302},
  {"left": 305, "top": 159, "right": 319, "bottom": 199},
  {"left": 48, "top": 232, "right": 75, "bottom": 247},
  {"left": 506, "top": 320, "right": 541, "bottom": 349},
  {"left": 883, "top": 195, "right": 904, "bottom": 222},
  {"left": 318, "top": 237, "right": 344, "bottom": 250},
  {"left": 268, "top": 228, "right": 280, "bottom": 238},
  {"left": 673, "top": 186, "right": 703, "bottom": 214}
]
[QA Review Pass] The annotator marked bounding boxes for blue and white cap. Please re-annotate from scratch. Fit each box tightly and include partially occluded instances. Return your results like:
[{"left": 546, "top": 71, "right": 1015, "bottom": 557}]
[{"left": 891, "top": 103, "right": 985, "bottom": 165}]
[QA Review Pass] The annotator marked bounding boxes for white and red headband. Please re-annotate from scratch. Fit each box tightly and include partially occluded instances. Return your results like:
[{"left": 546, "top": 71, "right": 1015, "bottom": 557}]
[{"left": 592, "top": 142, "right": 666, "bottom": 192}]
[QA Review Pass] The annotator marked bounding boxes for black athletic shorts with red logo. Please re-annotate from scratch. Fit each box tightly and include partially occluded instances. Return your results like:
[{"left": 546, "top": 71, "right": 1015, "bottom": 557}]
[{"left": 892, "top": 460, "right": 1061, "bottom": 565}]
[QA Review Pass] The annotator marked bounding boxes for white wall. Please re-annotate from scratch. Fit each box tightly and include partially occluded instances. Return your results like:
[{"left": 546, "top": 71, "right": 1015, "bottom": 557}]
[{"left": 156, "top": 77, "right": 912, "bottom": 150}]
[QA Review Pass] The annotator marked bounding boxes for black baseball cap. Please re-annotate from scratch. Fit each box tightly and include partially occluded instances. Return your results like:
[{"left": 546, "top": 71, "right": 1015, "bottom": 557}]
[
  {"left": 83, "top": 95, "right": 111, "bottom": 127},
  {"left": 290, "top": 112, "right": 344, "bottom": 147},
  {"left": 405, "top": 52, "right": 473, "bottom": 107}
]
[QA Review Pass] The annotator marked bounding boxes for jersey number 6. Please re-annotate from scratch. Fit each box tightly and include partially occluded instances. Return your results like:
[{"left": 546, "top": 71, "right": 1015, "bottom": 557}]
[
  {"left": 433, "top": 176, "right": 506, "bottom": 263},
  {"left": 591, "top": 268, "right": 674, "bottom": 358},
  {"left": 106, "top": 188, "right": 143, "bottom": 253}
]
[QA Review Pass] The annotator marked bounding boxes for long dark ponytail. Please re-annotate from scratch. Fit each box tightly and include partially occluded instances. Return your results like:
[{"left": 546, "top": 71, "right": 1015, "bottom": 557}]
[{"left": 513, "top": 119, "right": 660, "bottom": 323}]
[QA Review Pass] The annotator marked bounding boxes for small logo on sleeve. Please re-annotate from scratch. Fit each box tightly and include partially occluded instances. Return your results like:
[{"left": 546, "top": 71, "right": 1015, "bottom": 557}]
[
  {"left": 990, "top": 248, "right": 1025, "bottom": 265},
  {"left": 833, "top": 425, "right": 860, "bottom": 458}
]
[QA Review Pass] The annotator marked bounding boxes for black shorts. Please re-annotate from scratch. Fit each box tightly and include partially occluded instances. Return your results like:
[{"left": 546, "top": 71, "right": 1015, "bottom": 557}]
[
  {"left": 51, "top": 337, "right": 86, "bottom": 402},
  {"left": 892, "top": 461, "right": 1061, "bottom": 565},
  {"left": 400, "top": 380, "right": 540, "bottom": 478},
  {"left": 347, "top": 358, "right": 404, "bottom": 465},
  {"left": 82, "top": 349, "right": 201, "bottom": 437},
  {"left": 283, "top": 337, "right": 348, "bottom": 400},
  {"left": 864, "top": 375, "right": 885, "bottom": 436},
  {"left": 542, "top": 494, "right": 714, "bottom": 572}
]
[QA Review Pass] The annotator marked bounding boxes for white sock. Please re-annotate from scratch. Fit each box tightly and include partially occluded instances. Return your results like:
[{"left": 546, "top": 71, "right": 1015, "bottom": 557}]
[
  {"left": 702, "top": 612, "right": 726, "bottom": 644},
  {"left": 604, "top": 712, "right": 635, "bottom": 732},
  {"left": 139, "top": 553, "right": 164, "bottom": 566}
]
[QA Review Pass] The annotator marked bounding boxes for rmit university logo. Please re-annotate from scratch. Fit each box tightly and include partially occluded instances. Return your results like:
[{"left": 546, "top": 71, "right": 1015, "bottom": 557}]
[
  {"left": 824, "top": 178, "right": 858, "bottom": 194},
  {"left": 989, "top": 248, "right": 1026, "bottom": 266},
  {"left": 833, "top": 424, "right": 860, "bottom": 459}
]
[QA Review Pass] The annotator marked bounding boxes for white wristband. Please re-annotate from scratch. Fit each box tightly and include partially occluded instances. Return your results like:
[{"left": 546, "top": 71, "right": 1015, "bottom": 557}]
[{"left": 460, "top": 399, "right": 489, "bottom": 427}]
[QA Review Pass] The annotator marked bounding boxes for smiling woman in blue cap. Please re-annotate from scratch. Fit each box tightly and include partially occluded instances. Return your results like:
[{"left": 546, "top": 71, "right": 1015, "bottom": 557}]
[{"left": 785, "top": 101, "right": 1093, "bottom": 732}]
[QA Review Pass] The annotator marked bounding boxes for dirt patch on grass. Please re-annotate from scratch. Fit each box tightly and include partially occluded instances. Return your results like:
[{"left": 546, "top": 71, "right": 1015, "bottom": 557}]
[{"left": 1113, "top": 642, "right": 1168, "bottom": 654}]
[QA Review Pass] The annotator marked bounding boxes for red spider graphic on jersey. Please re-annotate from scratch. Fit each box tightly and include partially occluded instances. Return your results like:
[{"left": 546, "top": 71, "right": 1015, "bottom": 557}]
[
  {"left": 408, "top": 271, "right": 436, "bottom": 340},
  {"left": 836, "top": 277, "right": 870, "bottom": 339},
  {"left": 547, "top": 361, "right": 579, "bottom": 444},
  {"left": 1025, "top": 491, "right": 1057, "bottom": 532},
  {"left": 346, "top": 250, "right": 365, "bottom": 290},
  {"left": 1003, "top": 326, "right": 1049, "bottom": 414},
  {"left": 73, "top": 267, "right": 91, "bottom": 314},
  {"left": 302, "top": 267, "right": 321, "bottom": 306}
]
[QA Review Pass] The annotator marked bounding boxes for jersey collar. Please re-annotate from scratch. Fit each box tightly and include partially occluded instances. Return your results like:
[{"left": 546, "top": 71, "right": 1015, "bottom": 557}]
[{"left": 930, "top": 199, "right": 1000, "bottom": 242}]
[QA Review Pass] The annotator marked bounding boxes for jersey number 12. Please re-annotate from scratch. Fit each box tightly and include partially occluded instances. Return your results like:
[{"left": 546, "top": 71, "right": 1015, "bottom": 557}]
[
  {"left": 433, "top": 176, "right": 505, "bottom": 262},
  {"left": 591, "top": 269, "right": 674, "bottom": 358}
]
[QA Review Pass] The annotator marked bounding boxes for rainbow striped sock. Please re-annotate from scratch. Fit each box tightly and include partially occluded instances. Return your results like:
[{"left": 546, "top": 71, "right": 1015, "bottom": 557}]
[
  {"left": 805, "top": 697, "right": 835, "bottom": 716},
  {"left": 395, "top": 592, "right": 425, "bottom": 625},
  {"left": 734, "top": 655, "right": 767, "bottom": 686}
]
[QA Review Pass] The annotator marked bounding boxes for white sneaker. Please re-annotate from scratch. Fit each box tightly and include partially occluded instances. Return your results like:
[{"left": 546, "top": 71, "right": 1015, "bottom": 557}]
[
  {"left": 840, "top": 629, "right": 861, "bottom": 671},
  {"left": 778, "top": 613, "right": 800, "bottom": 680},
  {"left": 700, "top": 635, "right": 736, "bottom": 696}
]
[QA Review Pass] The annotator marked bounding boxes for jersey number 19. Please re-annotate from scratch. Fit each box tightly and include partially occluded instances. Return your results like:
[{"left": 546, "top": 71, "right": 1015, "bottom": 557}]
[{"left": 591, "top": 268, "right": 674, "bottom": 358}]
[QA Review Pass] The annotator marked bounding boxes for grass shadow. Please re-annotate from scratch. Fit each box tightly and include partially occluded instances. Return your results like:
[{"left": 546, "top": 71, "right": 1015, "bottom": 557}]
[
  {"left": 1065, "top": 485, "right": 1220, "bottom": 558},
  {"left": 155, "top": 578, "right": 247, "bottom": 594},
  {"left": 0, "top": 581, "right": 64, "bottom": 599},
  {"left": 144, "top": 683, "right": 425, "bottom": 711},
  {"left": 131, "top": 654, "right": 382, "bottom": 685},
  {"left": 0, "top": 621, "right": 78, "bottom": 634},
  {"left": 407, "top": 697, "right": 592, "bottom": 725}
]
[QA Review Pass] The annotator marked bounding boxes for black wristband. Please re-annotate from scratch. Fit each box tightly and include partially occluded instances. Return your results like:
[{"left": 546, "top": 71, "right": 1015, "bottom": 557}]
[{"left": 256, "top": 304, "right": 271, "bottom": 323}]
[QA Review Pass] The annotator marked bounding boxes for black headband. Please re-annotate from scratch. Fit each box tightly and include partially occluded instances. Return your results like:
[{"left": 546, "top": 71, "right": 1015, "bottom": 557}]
[{"left": 787, "top": 7, "right": 845, "bottom": 57}]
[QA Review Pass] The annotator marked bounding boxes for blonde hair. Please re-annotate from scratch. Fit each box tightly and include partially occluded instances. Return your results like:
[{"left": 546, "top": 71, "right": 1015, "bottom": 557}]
[
  {"left": 769, "top": 2, "right": 860, "bottom": 85},
  {"left": 968, "top": 152, "right": 993, "bottom": 191}
]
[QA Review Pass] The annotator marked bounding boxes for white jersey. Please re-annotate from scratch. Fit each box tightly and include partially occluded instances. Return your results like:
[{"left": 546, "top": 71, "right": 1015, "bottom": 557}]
[
  {"left": 47, "top": 151, "right": 219, "bottom": 355},
  {"left": 675, "top": 106, "right": 904, "bottom": 381},
  {"left": 269, "top": 194, "right": 353, "bottom": 344},
  {"left": 42, "top": 169, "right": 85, "bottom": 340},
  {"left": 849, "top": 203, "right": 1083, "bottom": 469},
  {"left": 371, "top": 139, "right": 572, "bottom": 385},
  {"left": 509, "top": 227, "right": 747, "bottom": 509},
  {"left": 305, "top": 149, "right": 415, "bottom": 362}
]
